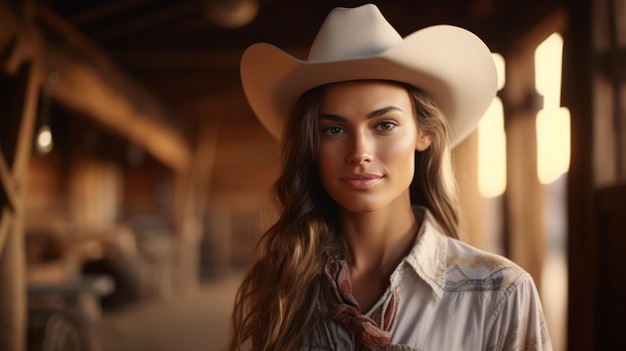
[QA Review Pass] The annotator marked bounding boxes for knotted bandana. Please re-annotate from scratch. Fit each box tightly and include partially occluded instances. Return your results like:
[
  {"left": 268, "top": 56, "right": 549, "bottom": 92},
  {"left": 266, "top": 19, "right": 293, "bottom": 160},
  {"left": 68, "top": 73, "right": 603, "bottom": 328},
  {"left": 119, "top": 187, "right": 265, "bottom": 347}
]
[{"left": 325, "top": 252, "right": 399, "bottom": 350}]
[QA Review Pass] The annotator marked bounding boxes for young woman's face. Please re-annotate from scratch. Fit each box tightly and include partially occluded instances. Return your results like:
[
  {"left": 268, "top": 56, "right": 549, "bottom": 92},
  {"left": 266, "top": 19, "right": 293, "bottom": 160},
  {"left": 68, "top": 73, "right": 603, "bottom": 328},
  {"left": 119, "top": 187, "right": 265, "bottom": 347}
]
[{"left": 316, "top": 81, "right": 432, "bottom": 213}]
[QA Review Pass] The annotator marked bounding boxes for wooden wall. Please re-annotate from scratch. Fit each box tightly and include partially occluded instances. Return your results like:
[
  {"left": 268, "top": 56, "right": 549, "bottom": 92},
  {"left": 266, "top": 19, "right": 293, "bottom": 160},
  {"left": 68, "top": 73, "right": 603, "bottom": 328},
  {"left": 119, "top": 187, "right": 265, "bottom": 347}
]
[{"left": 564, "top": 0, "right": 626, "bottom": 350}]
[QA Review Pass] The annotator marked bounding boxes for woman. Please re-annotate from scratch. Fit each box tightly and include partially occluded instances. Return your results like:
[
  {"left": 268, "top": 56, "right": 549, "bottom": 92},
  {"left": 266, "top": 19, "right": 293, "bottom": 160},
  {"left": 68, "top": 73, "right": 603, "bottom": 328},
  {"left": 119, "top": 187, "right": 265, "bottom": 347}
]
[{"left": 230, "top": 4, "right": 552, "bottom": 350}]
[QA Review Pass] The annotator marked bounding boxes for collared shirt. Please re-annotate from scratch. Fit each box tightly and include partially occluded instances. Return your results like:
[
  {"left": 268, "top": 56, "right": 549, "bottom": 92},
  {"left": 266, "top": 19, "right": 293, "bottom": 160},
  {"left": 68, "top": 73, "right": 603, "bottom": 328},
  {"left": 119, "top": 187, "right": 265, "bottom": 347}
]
[{"left": 303, "top": 207, "right": 552, "bottom": 351}]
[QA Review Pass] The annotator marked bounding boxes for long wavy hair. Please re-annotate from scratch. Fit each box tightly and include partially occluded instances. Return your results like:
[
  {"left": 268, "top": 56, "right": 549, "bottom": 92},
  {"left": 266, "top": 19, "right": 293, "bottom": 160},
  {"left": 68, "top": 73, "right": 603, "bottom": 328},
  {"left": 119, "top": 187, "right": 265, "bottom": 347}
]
[{"left": 229, "top": 81, "right": 459, "bottom": 350}]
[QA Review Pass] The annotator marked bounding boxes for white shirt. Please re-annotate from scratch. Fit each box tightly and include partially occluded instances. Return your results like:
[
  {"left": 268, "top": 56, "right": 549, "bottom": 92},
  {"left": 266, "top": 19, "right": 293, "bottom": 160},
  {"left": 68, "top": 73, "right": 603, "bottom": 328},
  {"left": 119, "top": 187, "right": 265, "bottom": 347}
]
[{"left": 303, "top": 208, "right": 553, "bottom": 351}]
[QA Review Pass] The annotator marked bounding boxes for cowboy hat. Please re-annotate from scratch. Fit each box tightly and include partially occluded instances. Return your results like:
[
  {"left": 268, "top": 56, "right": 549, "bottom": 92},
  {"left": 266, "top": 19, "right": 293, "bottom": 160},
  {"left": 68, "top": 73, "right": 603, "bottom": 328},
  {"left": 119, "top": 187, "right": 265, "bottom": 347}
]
[{"left": 240, "top": 3, "right": 497, "bottom": 146}]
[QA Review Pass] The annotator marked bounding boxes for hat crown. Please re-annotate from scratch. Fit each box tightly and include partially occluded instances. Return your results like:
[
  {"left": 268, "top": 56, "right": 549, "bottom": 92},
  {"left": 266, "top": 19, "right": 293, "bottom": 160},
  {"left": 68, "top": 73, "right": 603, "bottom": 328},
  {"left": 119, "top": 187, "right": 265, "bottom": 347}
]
[
  {"left": 241, "top": 4, "right": 497, "bottom": 145},
  {"left": 307, "top": 4, "right": 403, "bottom": 62}
]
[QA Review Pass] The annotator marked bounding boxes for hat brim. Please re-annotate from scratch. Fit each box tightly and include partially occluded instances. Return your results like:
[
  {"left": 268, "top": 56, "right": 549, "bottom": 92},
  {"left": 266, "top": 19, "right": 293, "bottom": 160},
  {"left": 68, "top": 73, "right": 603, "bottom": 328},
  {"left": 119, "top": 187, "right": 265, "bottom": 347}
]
[{"left": 240, "top": 25, "right": 497, "bottom": 146}]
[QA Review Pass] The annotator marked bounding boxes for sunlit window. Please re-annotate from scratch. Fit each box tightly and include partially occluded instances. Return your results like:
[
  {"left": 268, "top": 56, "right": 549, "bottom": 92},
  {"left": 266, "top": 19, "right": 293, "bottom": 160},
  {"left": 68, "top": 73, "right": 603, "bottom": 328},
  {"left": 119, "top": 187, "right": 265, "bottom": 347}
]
[
  {"left": 478, "top": 98, "right": 507, "bottom": 198},
  {"left": 536, "top": 31, "right": 569, "bottom": 351},
  {"left": 535, "top": 33, "right": 570, "bottom": 184},
  {"left": 536, "top": 107, "right": 571, "bottom": 184},
  {"left": 478, "top": 53, "right": 507, "bottom": 198}
]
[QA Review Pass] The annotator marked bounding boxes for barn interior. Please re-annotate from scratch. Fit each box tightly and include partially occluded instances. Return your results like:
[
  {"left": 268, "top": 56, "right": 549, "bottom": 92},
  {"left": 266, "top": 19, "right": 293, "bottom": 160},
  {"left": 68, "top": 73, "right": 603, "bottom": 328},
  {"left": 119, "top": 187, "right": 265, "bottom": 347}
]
[{"left": 1, "top": 0, "right": 625, "bottom": 350}]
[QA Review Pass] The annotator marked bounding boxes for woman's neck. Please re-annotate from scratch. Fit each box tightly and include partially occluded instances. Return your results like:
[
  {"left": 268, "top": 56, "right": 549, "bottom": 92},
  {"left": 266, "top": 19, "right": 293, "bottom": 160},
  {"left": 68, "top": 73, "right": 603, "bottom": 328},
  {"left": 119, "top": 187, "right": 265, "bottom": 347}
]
[{"left": 339, "top": 196, "right": 419, "bottom": 275}]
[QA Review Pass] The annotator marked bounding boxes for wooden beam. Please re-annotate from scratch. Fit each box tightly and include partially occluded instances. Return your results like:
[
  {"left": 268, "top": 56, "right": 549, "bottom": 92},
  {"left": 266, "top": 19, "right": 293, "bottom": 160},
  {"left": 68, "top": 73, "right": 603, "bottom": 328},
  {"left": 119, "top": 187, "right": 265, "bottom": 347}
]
[
  {"left": 193, "top": 123, "right": 219, "bottom": 212},
  {"left": 89, "top": 1, "right": 200, "bottom": 40},
  {"left": 0, "top": 204, "right": 25, "bottom": 351},
  {"left": 563, "top": 1, "right": 597, "bottom": 350},
  {"left": 42, "top": 48, "right": 191, "bottom": 173},
  {"left": 0, "top": 2, "right": 37, "bottom": 76},
  {"left": 4, "top": 4, "right": 190, "bottom": 173},
  {"left": 68, "top": 0, "right": 151, "bottom": 25},
  {"left": 12, "top": 59, "right": 40, "bottom": 184},
  {"left": 0, "top": 9, "right": 37, "bottom": 349},
  {"left": 0, "top": 151, "right": 16, "bottom": 212},
  {"left": 34, "top": 3, "right": 114, "bottom": 70},
  {"left": 0, "top": 2, "right": 19, "bottom": 59},
  {"left": 32, "top": 3, "right": 192, "bottom": 173},
  {"left": 0, "top": 207, "right": 11, "bottom": 257}
]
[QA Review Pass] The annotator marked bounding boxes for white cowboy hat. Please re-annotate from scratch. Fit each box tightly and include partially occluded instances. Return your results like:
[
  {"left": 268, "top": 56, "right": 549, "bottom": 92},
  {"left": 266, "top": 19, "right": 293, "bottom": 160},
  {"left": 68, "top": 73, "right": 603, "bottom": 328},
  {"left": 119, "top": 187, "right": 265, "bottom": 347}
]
[{"left": 240, "top": 3, "right": 497, "bottom": 146}]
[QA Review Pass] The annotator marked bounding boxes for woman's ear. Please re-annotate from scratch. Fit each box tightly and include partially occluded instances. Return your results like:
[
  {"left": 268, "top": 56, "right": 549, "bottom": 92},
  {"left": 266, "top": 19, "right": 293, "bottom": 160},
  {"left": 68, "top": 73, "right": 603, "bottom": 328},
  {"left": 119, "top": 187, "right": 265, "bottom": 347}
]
[{"left": 416, "top": 130, "right": 432, "bottom": 151}]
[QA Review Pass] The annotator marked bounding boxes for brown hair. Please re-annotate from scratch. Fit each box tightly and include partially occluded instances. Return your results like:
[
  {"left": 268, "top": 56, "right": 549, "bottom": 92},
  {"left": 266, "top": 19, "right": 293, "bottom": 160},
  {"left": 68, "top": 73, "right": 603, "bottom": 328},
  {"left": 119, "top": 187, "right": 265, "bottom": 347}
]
[
  {"left": 404, "top": 82, "right": 460, "bottom": 238},
  {"left": 229, "top": 81, "right": 459, "bottom": 350}
]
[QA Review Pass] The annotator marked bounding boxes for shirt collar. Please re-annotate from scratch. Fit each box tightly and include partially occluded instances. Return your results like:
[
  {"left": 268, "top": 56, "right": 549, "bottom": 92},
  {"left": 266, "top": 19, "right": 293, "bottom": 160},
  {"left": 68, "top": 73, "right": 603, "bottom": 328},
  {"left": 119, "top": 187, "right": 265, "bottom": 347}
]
[{"left": 402, "top": 207, "right": 448, "bottom": 299}]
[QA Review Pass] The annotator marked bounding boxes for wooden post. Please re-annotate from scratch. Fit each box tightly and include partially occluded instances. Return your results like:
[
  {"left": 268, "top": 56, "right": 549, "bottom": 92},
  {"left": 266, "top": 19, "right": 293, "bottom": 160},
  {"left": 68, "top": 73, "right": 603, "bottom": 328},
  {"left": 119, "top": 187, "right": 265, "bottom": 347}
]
[
  {"left": 0, "top": 213, "right": 25, "bottom": 351},
  {"left": 0, "top": 57, "right": 40, "bottom": 351},
  {"left": 172, "top": 170, "right": 200, "bottom": 295},
  {"left": 454, "top": 131, "right": 485, "bottom": 248},
  {"left": 1, "top": 2, "right": 39, "bottom": 349},
  {"left": 2, "top": 1, "right": 192, "bottom": 174},
  {"left": 171, "top": 124, "right": 218, "bottom": 292},
  {"left": 501, "top": 37, "right": 546, "bottom": 290}
]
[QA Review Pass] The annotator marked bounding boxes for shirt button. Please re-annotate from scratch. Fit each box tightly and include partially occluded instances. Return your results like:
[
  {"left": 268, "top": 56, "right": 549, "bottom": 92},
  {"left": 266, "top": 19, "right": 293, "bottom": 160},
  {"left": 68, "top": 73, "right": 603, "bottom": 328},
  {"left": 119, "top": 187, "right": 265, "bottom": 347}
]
[{"left": 395, "top": 286, "right": 401, "bottom": 294}]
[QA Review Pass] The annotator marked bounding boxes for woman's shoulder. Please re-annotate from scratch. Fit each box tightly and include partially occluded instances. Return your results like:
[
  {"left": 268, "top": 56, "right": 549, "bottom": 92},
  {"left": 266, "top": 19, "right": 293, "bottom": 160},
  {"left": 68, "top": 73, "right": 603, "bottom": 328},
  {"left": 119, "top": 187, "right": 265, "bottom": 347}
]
[
  {"left": 409, "top": 208, "right": 534, "bottom": 295},
  {"left": 442, "top": 237, "right": 531, "bottom": 293}
]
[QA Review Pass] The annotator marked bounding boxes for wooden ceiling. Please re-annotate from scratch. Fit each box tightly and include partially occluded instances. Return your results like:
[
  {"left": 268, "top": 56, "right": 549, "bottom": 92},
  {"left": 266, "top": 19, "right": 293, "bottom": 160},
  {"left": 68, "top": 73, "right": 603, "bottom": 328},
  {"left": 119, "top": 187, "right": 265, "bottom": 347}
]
[{"left": 37, "top": 0, "right": 563, "bottom": 135}]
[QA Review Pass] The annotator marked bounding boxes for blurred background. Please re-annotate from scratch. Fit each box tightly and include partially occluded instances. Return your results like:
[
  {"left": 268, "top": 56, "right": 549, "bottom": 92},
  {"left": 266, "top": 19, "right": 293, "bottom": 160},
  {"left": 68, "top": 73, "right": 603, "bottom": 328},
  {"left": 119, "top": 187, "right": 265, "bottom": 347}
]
[{"left": 1, "top": 0, "right": 624, "bottom": 350}]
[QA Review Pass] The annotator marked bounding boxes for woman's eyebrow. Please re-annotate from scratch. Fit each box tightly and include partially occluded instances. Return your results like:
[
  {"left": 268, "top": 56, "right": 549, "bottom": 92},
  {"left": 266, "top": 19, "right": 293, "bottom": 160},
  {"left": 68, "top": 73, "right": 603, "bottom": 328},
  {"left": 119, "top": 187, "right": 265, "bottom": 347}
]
[
  {"left": 319, "top": 113, "right": 346, "bottom": 122},
  {"left": 319, "top": 106, "right": 403, "bottom": 122},
  {"left": 367, "top": 106, "right": 403, "bottom": 118}
]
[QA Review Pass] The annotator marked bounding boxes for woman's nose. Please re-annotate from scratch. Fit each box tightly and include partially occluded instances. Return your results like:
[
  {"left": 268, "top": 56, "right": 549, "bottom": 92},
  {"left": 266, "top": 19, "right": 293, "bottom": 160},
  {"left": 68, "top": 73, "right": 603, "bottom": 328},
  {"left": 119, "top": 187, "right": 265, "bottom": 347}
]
[{"left": 346, "top": 132, "right": 373, "bottom": 165}]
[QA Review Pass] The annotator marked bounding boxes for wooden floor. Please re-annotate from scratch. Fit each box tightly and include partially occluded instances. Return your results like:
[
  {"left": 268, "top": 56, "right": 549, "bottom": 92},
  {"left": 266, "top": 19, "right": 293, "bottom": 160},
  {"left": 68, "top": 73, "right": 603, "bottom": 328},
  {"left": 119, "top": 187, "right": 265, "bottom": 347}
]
[
  {"left": 98, "top": 260, "right": 566, "bottom": 351},
  {"left": 101, "top": 271, "right": 243, "bottom": 351}
]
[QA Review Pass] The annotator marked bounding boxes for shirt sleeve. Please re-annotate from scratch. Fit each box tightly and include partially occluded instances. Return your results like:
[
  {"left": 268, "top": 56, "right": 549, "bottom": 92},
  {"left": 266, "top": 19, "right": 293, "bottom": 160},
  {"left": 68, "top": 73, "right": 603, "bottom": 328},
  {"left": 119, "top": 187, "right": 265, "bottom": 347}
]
[{"left": 485, "top": 272, "right": 553, "bottom": 351}]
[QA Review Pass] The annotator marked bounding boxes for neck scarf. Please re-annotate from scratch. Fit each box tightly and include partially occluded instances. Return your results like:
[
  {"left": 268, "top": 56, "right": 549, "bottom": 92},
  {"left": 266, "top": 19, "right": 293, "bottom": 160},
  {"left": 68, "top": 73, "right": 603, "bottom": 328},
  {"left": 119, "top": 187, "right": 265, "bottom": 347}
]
[{"left": 324, "top": 252, "right": 399, "bottom": 350}]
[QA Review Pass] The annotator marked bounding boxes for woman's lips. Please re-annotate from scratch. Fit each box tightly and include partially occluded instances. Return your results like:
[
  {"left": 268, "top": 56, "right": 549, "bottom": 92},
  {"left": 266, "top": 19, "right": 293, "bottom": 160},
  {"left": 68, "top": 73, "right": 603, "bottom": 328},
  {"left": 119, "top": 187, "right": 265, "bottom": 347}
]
[{"left": 340, "top": 173, "right": 383, "bottom": 189}]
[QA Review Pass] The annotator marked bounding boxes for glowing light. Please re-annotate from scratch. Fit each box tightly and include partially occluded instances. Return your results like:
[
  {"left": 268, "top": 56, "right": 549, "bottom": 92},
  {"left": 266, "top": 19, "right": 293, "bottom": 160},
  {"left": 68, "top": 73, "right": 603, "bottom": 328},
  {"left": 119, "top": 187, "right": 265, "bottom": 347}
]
[
  {"left": 36, "top": 124, "right": 53, "bottom": 154},
  {"left": 535, "top": 33, "right": 563, "bottom": 109},
  {"left": 206, "top": 0, "right": 258, "bottom": 28},
  {"left": 477, "top": 53, "right": 507, "bottom": 198},
  {"left": 478, "top": 97, "right": 507, "bottom": 198},
  {"left": 492, "top": 53, "right": 506, "bottom": 91},
  {"left": 535, "top": 33, "right": 570, "bottom": 184},
  {"left": 536, "top": 107, "right": 571, "bottom": 184}
]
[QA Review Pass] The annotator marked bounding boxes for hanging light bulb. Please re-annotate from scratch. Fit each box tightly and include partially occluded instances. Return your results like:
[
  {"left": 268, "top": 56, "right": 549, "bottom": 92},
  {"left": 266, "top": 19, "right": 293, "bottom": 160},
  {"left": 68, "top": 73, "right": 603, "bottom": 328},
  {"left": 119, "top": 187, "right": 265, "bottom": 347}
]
[
  {"left": 35, "top": 71, "right": 59, "bottom": 156},
  {"left": 36, "top": 124, "right": 53, "bottom": 154}
]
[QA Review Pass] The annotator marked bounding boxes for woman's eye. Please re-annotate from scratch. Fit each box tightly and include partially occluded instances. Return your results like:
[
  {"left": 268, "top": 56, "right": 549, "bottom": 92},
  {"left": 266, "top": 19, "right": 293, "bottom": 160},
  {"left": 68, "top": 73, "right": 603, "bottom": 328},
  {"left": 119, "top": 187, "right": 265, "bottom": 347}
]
[
  {"left": 323, "top": 126, "right": 344, "bottom": 135},
  {"left": 376, "top": 121, "right": 396, "bottom": 131}
]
